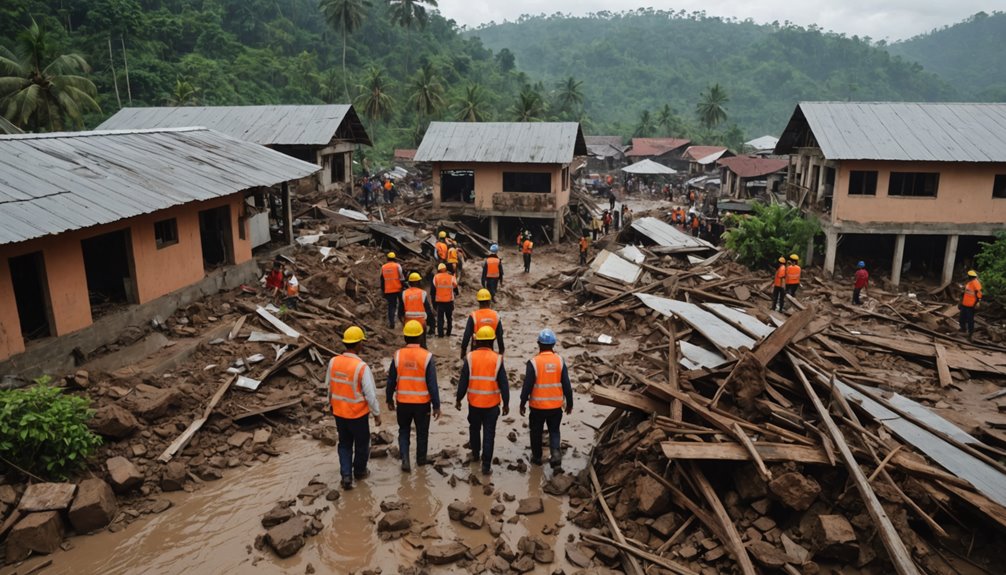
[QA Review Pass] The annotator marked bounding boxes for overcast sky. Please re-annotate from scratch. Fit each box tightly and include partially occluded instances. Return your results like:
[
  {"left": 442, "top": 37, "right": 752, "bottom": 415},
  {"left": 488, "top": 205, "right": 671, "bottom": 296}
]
[{"left": 436, "top": 1, "right": 998, "bottom": 42}]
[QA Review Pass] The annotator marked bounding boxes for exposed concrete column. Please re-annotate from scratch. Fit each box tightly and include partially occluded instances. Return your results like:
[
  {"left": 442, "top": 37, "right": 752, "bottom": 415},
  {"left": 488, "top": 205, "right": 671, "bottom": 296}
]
[
  {"left": 553, "top": 213, "right": 562, "bottom": 244},
  {"left": 489, "top": 216, "right": 499, "bottom": 243},
  {"left": 942, "top": 234, "right": 959, "bottom": 287},
  {"left": 891, "top": 233, "right": 906, "bottom": 287},
  {"left": 804, "top": 234, "right": 814, "bottom": 267},
  {"left": 281, "top": 181, "right": 293, "bottom": 245},
  {"left": 823, "top": 229, "right": 838, "bottom": 276}
]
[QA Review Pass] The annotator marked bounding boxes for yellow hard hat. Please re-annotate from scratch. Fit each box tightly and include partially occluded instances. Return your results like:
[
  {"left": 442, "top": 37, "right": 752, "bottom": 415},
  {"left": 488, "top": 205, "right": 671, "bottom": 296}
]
[
  {"left": 968, "top": 270, "right": 978, "bottom": 277},
  {"left": 437, "top": 263, "right": 447, "bottom": 271},
  {"left": 476, "top": 288, "right": 492, "bottom": 302},
  {"left": 387, "top": 252, "right": 396, "bottom": 259},
  {"left": 438, "top": 231, "right": 447, "bottom": 239},
  {"left": 778, "top": 257, "right": 786, "bottom": 264},
  {"left": 789, "top": 254, "right": 799, "bottom": 262},
  {"left": 408, "top": 272, "right": 422, "bottom": 282},
  {"left": 475, "top": 326, "right": 496, "bottom": 341},
  {"left": 342, "top": 326, "right": 366, "bottom": 344},
  {"left": 403, "top": 320, "right": 424, "bottom": 338}
]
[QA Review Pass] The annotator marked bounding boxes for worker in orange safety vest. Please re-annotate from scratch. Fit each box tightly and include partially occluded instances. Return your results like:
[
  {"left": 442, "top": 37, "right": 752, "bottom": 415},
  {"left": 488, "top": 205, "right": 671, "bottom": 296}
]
[
  {"left": 380, "top": 252, "right": 405, "bottom": 328},
  {"left": 785, "top": 253, "right": 802, "bottom": 299},
  {"left": 521, "top": 234, "right": 534, "bottom": 273},
  {"left": 519, "top": 328, "right": 573, "bottom": 468},
  {"left": 327, "top": 326, "right": 381, "bottom": 490},
  {"left": 431, "top": 263, "right": 459, "bottom": 337},
  {"left": 959, "top": 270, "right": 983, "bottom": 338},
  {"left": 399, "top": 272, "right": 435, "bottom": 344},
  {"left": 455, "top": 326, "right": 509, "bottom": 475},
  {"left": 771, "top": 256, "right": 787, "bottom": 312},
  {"left": 481, "top": 243, "right": 504, "bottom": 299},
  {"left": 460, "top": 288, "right": 505, "bottom": 359},
  {"left": 386, "top": 320, "right": 441, "bottom": 472},
  {"left": 435, "top": 231, "right": 449, "bottom": 263}
]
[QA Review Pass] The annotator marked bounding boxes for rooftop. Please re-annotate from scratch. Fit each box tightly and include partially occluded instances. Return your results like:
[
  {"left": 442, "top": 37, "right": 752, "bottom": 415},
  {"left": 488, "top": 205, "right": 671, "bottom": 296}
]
[
  {"left": 682, "top": 145, "right": 730, "bottom": 164},
  {"left": 717, "top": 155, "right": 789, "bottom": 178},
  {"left": 414, "top": 122, "right": 586, "bottom": 164},
  {"left": 626, "top": 138, "right": 691, "bottom": 157}
]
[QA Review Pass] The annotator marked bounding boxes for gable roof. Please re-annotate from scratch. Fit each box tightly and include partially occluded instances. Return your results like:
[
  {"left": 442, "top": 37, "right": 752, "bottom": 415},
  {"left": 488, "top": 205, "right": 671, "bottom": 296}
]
[
  {"left": 775, "top": 102, "right": 1006, "bottom": 162},
  {"left": 414, "top": 122, "right": 587, "bottom": 164},
  {"left": 394, "top": 149, "right": 417, "bottom": 160},
  {"left": 717, "top": 155, "right": 789, "bottom": 178},
  {"left": 0, "top": 128, "right": 320, "bottom": 246},
  {"left": 682, "top": 145, "right": 730, "bottom": 164},
  {"left": 97, "top": 105, "right": 372, "bottom": 147},
  {"left": 626, "top": 138, "right": 691, "bottom": 157},
  {"left": 745, "top": 135, "right": 779, "bottom": 151}
]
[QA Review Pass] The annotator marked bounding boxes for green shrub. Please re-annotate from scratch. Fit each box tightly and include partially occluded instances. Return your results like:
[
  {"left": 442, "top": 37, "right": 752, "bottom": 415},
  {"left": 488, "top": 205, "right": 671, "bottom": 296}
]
[
  {"left": 722, "top": 203, "right": 821, "bottom": 269},
  {"left": 0, "top": 384, "right": 102, "bottom": 479},
  {"left": 976, "top": 232, "right": 1006, "bottom": 302}
]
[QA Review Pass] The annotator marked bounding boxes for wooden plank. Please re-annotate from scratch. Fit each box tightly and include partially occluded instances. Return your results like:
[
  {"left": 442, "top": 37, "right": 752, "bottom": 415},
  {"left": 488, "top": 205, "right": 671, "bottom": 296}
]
[
  {"left": 228, "top": 314, "right": 247, "bottom": 340},
  {"left": 589, "top": 464, "right": 644, "bottom": 575},
  {"left": 733, "top": 423, "right": 773, "bottom": 480},
  {"left": 637, "top": 293, "right": 756, "bottom": 354},
  {"left": 255, "top": 306, "right": 300, "bottom": 339},
  {"left": 590, "top": 385, "right": 667, "bottom": 414},
  {"left": 687, "top": 463, "right": 757, "bottom": 575},
  {"left": 668, "top": 321, "right": 682, "bottom": 421},
  {"left": 660, "top": 441, "right": 832, "bottom": 464},
  {"left": 815, "top": 334, "right": 862, "bottom": 370},
  {"left": 233, "top": 399, "right": 303, "bottom": 422},
  {"left": 751, "top": 305, "right": 816, "bottom": 366},
  {"left": 934, "top": 343, "right": 952, "bottom": 388},
  {"left": 581, "top": 533, "right": 699, "bottom": 575}
]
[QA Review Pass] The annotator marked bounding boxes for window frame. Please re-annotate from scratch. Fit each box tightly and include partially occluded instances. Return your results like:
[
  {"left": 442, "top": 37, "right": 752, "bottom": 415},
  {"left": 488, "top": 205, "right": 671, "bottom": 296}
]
[
  {"left": 847, "top": 170, "right": 878, "bottom": 196},
  {"left": 154, "top": 218, "right": 179, "bottom": 249},
  {"left": 888, "top": 171, "right": 939, "bottom": 198},
  {"left": 502, "top": 171, "right": 552, "bottom": 194},
  {"left": 993, "top": 174, "right": 1006, "bottom": 199}
]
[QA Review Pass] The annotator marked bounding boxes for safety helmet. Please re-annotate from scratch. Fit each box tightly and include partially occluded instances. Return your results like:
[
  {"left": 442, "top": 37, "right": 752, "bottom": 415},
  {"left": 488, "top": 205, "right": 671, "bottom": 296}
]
[
  {"left": 475, "top": 326, "right": 496, "bottom": 341},
  {"left": 403, "top": 320, "right": 424, "bottom": 338},
  {"left": 789, "top": 254, "right": 800, "bottom": 262},
  {"left": 537, "top": 329, "right": 557, "bottom": 345},
  {"left": 968, "top": 270, "right": 978, "bottom": 277},
  {"left": 408, "top": 272, "right": 422, "bottom": 282},
  {"left": 342, "top": 326, "right": 366, "bottom": 344},
  {"left": 857, "top": 261, "right": 865, "bottom": 268},
  {"left": 437, "top": 263, "right": 447, "bottom": 271},
  {"left": 778, "top": 257, "right": 786, "bottom": 264},
  {"left": 438, "top": 231, "right": 447, "bottom": 239},
  {"left": 476, "top": 289, "right": 492, "bottom": 302},
  {"left": 387, "top": 252, "right": 396, "bottom": 259},
  {"left": 489, "top": 244, "right": 498, "bottom": 254}
]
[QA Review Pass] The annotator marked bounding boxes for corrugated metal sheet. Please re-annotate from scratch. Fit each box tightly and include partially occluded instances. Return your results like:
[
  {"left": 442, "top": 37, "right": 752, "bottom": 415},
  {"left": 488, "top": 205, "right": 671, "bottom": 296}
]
[
  {"left": 745, "top": 135, "right": 778, "bottom": 151},
  {"left": 414, "top": 122, "right": 587, "bottom": 163},
  {"left": 622, "top": 159, "right": 677, "bottom": 175},
  {"left": 777, "top": 102, "right": 1006, "bottom": 162},
  {"left": 630, "top": 217, "right": 713, "bottom": 250},
  {"left": 637, "top": 293, "right": 756, "bottom": 352},
  {"left": 0, "top": 128, "right": 320, "bottom": 246},
  {"left": 591, "top": 250, "right": 642, "bottom": 284},
  {"left": 97, "top": 105, "right": 372, "bottom": 147},
  {"left": 0, "top": 116, "right": 22, "bottom": 135},
  {"left": 626, "top": 138, "right": 690, "bottom": 157},
  {"left": 716, "top": 156, "right": 789, "bottom": 178}
]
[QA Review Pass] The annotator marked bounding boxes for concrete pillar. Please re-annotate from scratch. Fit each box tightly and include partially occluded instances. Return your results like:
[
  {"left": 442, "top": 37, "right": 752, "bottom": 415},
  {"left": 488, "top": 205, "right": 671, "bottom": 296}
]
[
  {"left": 823, "top": 229, "right": 838, "bottom": 276},
  {"left": 553, "top": 214, "right": 562, "bottom": 244},
  {"left": 489, "top": 216, "right": 499, "bottom": 243},
  {"left": 804, "top": 234, "right": 814, "bottom": 267},
  {"left": 891, "top": 233, "right": 906, "bottom": 287},
  {"left": 942, "top": 234, "right": 959, "bottom": 286},
  {"left": 281, "top": 181, "right": 293, "bottom": 245}
]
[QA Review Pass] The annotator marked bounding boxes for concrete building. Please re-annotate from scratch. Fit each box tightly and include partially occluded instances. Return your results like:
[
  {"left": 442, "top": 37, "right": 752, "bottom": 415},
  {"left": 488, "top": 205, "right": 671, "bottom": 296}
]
[
  {"left": 682, "top": 145, "right": 732, "bottom": 174},
  {"left": 414, "top": 122, "right": 587, "bottom": 243},
  {"left": 98, "top": 105, "right": 370, "bottom": 192},
  {"left": 717, "top": 156, "right": 789, "bottom": 198},
  {"left": 776, "top": 101, "right": 1006, "bottom": 286},
  {"left": 0, "top": 128, "right": 318, "bottom": 367}
]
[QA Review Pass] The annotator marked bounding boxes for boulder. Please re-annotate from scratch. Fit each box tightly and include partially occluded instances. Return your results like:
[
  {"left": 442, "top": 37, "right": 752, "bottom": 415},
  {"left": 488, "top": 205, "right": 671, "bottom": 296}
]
[
  {"left": 516, "top": 497, "right": 544, "bottom": 515},
  {"left": 543, "top": 473, "right": 575, "bottom": 496},
  {"left": 88, "top": 404, "right": 140, "bottom": 439},
  {"left": 262, "top": 505, "right": 295, "bottom": 528},
  {"left": 5, "top": 511, "right": 65, "bottom": 562},
  {"left": 635, "top": 475, "right": 670, "bottom": 516},
  {"left": 123, "top": 387, "right": 179, "bottom": 421},
  {"left": 460, "top": 509, "right": 485, "bottom": 530},
  {"left": 769, "top": 472, "right": 821, "bottom": 511},
  {"left": 265, "top": 516, "right": 309, "bottom": 558},
  {"left": 160, "top": 461, "right": 188, "bottom": 492},
  {"left": 18, "top": 482, "right": 76, "bottom": 512},
  {"left": 378, "top": 510, "right": 412, "bottom": 532},
  {"left": 448, "top": 501, "right": 475, "bottom": 521},
  {"left": 68, "top": 479, "right": 117, "bottom": 533},
  {"left": 747, "top": 540, "right": 792, "bottom": 569},
  {"left": 106, "top": 457, "right": 144, "bottom": 493},
  {"left": 811, "top": 514, "right": 858, "bottom": 562},
  {"left": 424, "top": 542, "right": 469, "bottom": 565}
]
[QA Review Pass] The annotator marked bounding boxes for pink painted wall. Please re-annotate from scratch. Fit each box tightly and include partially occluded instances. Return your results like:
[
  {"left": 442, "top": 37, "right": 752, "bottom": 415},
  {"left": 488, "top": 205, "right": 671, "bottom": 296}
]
[
  {"left": 0, "top": 263, "right": 22, "bottom": 359},
  {"left": 432, "top": 162, "right": 569, "bottom": 212}
]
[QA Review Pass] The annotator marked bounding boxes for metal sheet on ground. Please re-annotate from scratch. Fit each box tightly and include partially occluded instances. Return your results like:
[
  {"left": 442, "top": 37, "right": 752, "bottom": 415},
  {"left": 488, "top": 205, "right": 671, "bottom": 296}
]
[
  {"left": 617, "top": 245, "right": 646, "bottom": 264},
  {"left": 591, "top": 250, "right": 642, "bottom": 285},
  {"left": 704, "top": 303, "right": 774, "bottom": 339},
  {"left": 630, "top": 217, "right": 714, "bottom": 250},
  {"left": 679, "top": 340, "right": 728, "bottom": 370},
  {"left": 637, "top": 293, "right": 756, "bottom": 352}
]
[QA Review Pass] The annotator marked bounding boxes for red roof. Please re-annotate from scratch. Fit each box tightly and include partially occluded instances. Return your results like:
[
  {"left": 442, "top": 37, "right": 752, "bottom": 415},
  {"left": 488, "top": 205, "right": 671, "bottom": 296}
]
[
  {"left": 717, "top": 155, "right": 789, "bottom": 178},
  {"left": 682, "top": 145, "right": 729, "bottom": 162},
  {"left": 626, "top": 138, "right": 690, "bottom": 157},
  {"left": 394, "top": 148, "right": 417, "bottom": 160}
]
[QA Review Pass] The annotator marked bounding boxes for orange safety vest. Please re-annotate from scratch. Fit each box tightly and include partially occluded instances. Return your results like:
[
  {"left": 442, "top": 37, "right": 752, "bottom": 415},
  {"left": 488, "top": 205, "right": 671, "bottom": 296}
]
[
  {"left": 381, "top": 262, "right": 404, "bottom": 293},
  {"left": 522, "top": 240, "right": 534, "bottom": 255},
  {"left": 773, "top": 265, "right": 786, "bottom": 288},
  {"left": 691, "top": 217, "right": 699, "bottom": 229},
  {"left": 785, "top": 264, "right": 801, "bottom": 285},
  {"left": 485, "top": 256, "right": 501, "bottom": 279},
  {"left": 328, "top": 354, "right": 369, "bottom": 419},
  {"left": 962, "top": 279, "right": 983, "bottom": 308},
  {"left": 393, "top": 344, "right": 433, "bottom": 404},
  {"left": 402, "top": 287, "right": 428, "bottom": 326},
  {"left": 516, "top": 233, "right": 523, "bottom": 247},
  {"left": 579, "top": 237, "right": 589, "bottom": 253},
  {"left": 466, "top": 348, "right": 502, "bottom": 408},
  {"left": 529, "top": 351, "right": 565, "bottom": 410},
  {"left": 470, "top": 308, "right": 499, "bottom": 333},
  {"left": 447, "top": 246, "right": 459, "bottom": 264},
  {"left": 436, "top": 241, "right": 448, "bottom": 261},
  {"left": 286, "top": 277, "right": 300, "bottom": 297},
  {"left": 433, "top": 272, "right": 457, "bottom": 303}
]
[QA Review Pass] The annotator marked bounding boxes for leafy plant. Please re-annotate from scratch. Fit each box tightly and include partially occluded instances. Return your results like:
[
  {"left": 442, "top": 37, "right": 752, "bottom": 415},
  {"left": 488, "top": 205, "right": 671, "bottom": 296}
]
[
  {"left": 0, "top": 384, "right": 102, "bottom": 479},
  {"left": 723, "top": 203, "right": 820, "bottom": 269},
  {"left": 975, "top": 232, "right": 1006, "bottom": 302}
]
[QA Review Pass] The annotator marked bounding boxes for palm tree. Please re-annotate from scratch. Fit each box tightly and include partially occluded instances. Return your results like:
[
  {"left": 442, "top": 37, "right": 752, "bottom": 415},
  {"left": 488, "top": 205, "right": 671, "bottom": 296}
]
[
  {"left": 511, "top": 86, "right": 543, "bottom": 122},
  {"left": 633, "top": 109, "right": 655, "bottom": 137},
  {"left": 0, "top": 19, "right": 99, "bottom": 131},
  {"left": 656, "top": 103, "right": 685, "bottom": 135},
  {"left": 555, "top": 75, "right": 583, "bottom": 118},
  {"left": 388, "top": 0, "right": 438, "bottom": 76},
  {"left": 409, "top": 63, "right": 444, "bottom": 142},
  {"left": 696, "top": 83, "right": 729, "bottom": 130},
  {"left": 355, "top": 65, "right": 395, "bottom": 123},
  {"left": 166, "top": 77, "right": 199, "bottom": 106},
  {"left": 321, "top": 0, "right": 372, "bottom": 101},
  {"left": 455, "top": 83, "right": 486, "bottom": 122}
]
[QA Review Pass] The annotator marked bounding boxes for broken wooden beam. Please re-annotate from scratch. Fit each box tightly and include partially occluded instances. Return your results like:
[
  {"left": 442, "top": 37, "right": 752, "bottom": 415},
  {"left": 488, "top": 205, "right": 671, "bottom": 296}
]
[
  {"left": 659, "top": 441, "right": 832, "bottom": 464},
  {"left": 590, "top": 385, "right": 667, "bottom": 414},
  {"left": 751, "top": 305, "right": 816, "bottom": 366}
]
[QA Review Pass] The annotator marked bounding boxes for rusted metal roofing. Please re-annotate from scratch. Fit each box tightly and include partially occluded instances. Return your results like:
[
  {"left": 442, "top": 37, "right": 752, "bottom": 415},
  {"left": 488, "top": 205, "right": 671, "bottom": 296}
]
[
  {"left": 414, "top": 122, "right": 586, "bottom": 163},
  {"left": 775, "top": 102, "right": 1006, "bottom": 162},
  {"left": 97, "top": 105, "right": 372, "bottom": 147},
  {"left": 682, "top": 146, "right": 729, "bottom": 164},
  {"left": 717, "top": 155, "right": 789, "bottom": 178},
  {"left": 393, "top": 149, "right": 417, "bottom": 160},
  {"left": 0, "top": 128, "right": 320, "bottom": 246},
  {"left": 626, "top": 138, "right": 690, "bottom": 157}
]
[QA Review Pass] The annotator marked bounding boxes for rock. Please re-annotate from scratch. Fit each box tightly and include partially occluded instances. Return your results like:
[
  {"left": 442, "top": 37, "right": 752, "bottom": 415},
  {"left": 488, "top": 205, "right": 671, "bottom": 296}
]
[
  {"left": 253, "top": 428, "right": 272, "bottom": 444},
  {"left": 635, "top": 474, "right": 670, "bottom": 516},
  {"left": 511, "top": 556, "right": 536, "bottom": 572},
  {"left": 811, "top": 514, "right": 858, "bottom": 562},
  {"left": 534, "top": 546, "right": 555, "bottom": 564},
  {"left": 507, "top": 430, "right": 517, "bottom": 442},
  {"left": 73, "top": 370, "right": 90, "bottom": 388},
  {"left": 123, "top": 387, "right": 179, "bottom": 420},
  {"left": 565, "top": 544, "right": 592, "bottom": 568},
  {"left": 68, "top": 479, "right": 117, "bottom": 533},
  {"left": 516, "top": 497, "right": 543, "bottom": 515},
  {"left": 262, "top": 505, "right": 296, "bottom": 528},
  {"left": 678, "top": 544, "right": 698, "bottom": 559},
  {"left": 161, "top": 461, "right": 188, "bottom": 492},
  {"left": 266, "top": 516, "right": 309, "bottom": 558},
  {"left": 424, "top": 542, "right": 468, "bottom": 565},
  {"left": 5, "top": 511, "right": 65, "bottom": 562},
  {"left": 769, "top": 472, "right": 821, "bottom": 511},
  {"left": 489, "top": 519, "right": 504, "bottom": 536},
  {"left": 378, "top": 510, "right": 412, "bottom": 532},
  {"left": 149, "top": 500, "right": 172, "bottom": 514},
  {"left": 491, "top": 503, "right": 505, "bottom": 516},
  {"left": 228, "top": 431, "right": 254, "bottom": 448},
  {"left": 131, "top": 444, "right": 148, "bottom": 457},
  {"left": 781, "top": 534, "right": 810, "bottom": 564},
  {"left": 461, "top": 509, "right": 485, "bottom": 529},
  {"left": 448, "top": 501, "right": 475, "bottom": 521},
  {"left": 89, "top": 404, "right": 140, "bottom": 439},
  {"left": 18, "top": 483, "right": 76, "bottom": 512},
  {"left": 733, "top": 465, "right": 768, "bottom": 500},
  {"left": 0, "top": 484, "right": 18, "bottom": 506},
  {"left": 195, "top": 466, "right": 223, "bottom": 481},
  {"left": 106, "top": 457, "right": 144, "bottom": 493},
  {"left": 325, "top": 490, "right": 341, "bottom": 502},
  {"left": 543, "top": 473, "right": 575, "bottom": 496},
  {"left": 752, "top": 516, "right": 777, "bottom": 532},
  {"left": 496, "top": 539, "right": 516, "bottom": 561},
  {"left": 747, "top": 540, "right": 792, "bottom": 568},
  {"left": 297, "top": 483, "right": 328, "bottom": 500},
  {"left": 650, "top": 512, "right": 680, "bottom": 537}
]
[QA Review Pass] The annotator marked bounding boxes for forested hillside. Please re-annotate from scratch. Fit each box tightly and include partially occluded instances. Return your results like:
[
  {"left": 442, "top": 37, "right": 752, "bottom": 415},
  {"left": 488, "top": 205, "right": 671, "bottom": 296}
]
[{"left": 886, "top": 11, "right": 1006, "bottom": 101}]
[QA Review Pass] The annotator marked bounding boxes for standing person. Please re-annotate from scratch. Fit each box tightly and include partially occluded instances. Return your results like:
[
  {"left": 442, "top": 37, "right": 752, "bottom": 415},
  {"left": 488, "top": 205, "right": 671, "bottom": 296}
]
[
  {"left": 446, "top": 239, "right": 462, "bottom": 281},
  {"left": 579, "top": 232, "right": 590, "bottom": 266},
  {"left": 622, "top": 205, "right": 632, "bottom": 228},
  {"left": 283, "top": 269, "right": 300, "bottom": 310},
  {"left": 482, "top": 244, "right": 504, "bottom": 299},
  {"left": 432, "top": 263, "right": 459, "bottom": 337},
  {"left": 690, "top": 213, "right": 701, "bottom": 237},
  {"left": 771, "top": 257, "right": 787, "bottom": 312},
  {"left": 613, "top": 206, "right": 621, "bottom": 231},
  {"left": 455, "top": 326, "right": 509, "bottom": 475},
  {"left": 959, "top": 270, "right": 983, "bottom": 338},
  {"left": 591, "top": 215, "right": 602, "bottom": 240},
  {"left": 608, "top": 191, "right": 616, "bottom": 212},
  {"left": 785, "top": 254, "right": 802, "bottom": 299},
  {"left": 519, "top": 329, "right": 573, "bottom": 468},
  {"left": 853, "top": 261, "right": 869, "bottom": 305},
  {"left": 380, "top": 252, "right": 405, "bottom": 329},
  {"left": 602, "top": 211, "right": 611, "bottom": 235},
  {"left": 400, "top": 272, "right": 435, "bottom": 343},
  {"left": 516, "top": 229, "right": 525, "bottom": 251},
  {"left": 521, "top": 234, "right": 534, "bottom": 273},
  {"left": 460, "top": 289, "right": 505, "bottom": 359},
  {"left": 327, "top": 326, "right": 381, "bottom": 490},
  {"left": 387, "top": 321, "right": 441, "bottom": 472},
  {"left": 435, "top": 231, "right": 449, "bottom": 264},
  {"left": 264, "top": 260, "right": 284, "bottom": 302}
]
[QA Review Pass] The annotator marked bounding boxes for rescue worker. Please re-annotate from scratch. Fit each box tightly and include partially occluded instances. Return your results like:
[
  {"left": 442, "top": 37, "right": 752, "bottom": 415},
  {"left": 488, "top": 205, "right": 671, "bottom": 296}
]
[
  {"left": 771, "top": 257, "right": 787, "bottom": 312},
  {"left": 519, "top": 329, "right": 573, "bottom": 468},
  {"left": 522, "top": 234, "right": 534, "bottom": 273},
  {"left": 455, "top": 326, "right": 509, "bottom": 475},
  {"left": 516, "top": 229, "right": 525, "bottom": 250},
  {"left": 690, "top": 213, "right": 701, "bottom": 237},
  {"left": 327, "top": 326, "right": 381, "bottom": 490},
  {"left": 446, "top": 238, "right": 463, "bottom": 281},
  {"left": 960, "top": 270, "right": 982, "bottom": 338},
  {"left": 853, "top": 261, "right": 869, "bottom": 305},
  {"left": 579, "top": 232, "right": 590, "bottom": 266},
  {"left": 435, "top": 231, "right": 449, "bottom": 264},
  {"left": 283, "top": 268, "right": 300, "bottom": 310},
  {"left": 602, "top": 211, "right": 611, "bottom": 235},
  {"left": 481, "top": 244, "right": 504, "bottom": 299},
  {"left": 460, "top": 289, "right": 505, "bottom": 359},
  {"left": 387, "top": 320, "right": 441, "bottom": 472},
  {"left": 380, "top": 252, "right": 405, "bottom": 329},
  {"left": 432, "top": 263, "right": 459, "bottom": 337},
  {"left": 785, "top": 254, "right": 802, "bottom": 299},
  {"left": 399, "top": 272, "right": 435, "bottom": 344},
  {"left": 591, "top": 215, "right": 602, "bottom": 240},
  {"left": 264, "top": 259, "right": 284, "bottom": 302}
]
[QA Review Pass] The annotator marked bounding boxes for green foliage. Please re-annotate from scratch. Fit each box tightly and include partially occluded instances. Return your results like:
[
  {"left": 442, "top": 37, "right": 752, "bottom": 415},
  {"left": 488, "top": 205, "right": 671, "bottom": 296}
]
[
  {"left": 696, "top": 83, "right": 728, "bottom": 130},
  {"left": 0, "top": 384, "right": 102, "bottom": 479},
  {"left": 723, "top": 203, "right": 820, "bottom": 269},
  {"left": 975, "top": 232, "right": 1006, "bottom": 302}
]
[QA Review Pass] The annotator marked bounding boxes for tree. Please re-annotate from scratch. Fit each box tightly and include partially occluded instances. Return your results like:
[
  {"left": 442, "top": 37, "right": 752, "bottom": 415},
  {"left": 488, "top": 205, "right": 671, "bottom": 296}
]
[
  {"left": 455, "top": 83, "right": 486, "bottom": 122},
  {"left": 511, "top": 85, "right": 543, "bottom": 121},
  {"left": 388, "top": 0, "right": 439, "bottom": 76},
  {"left": 695, "top": 83, "right": 729, "bottom": 130},
  {"left": 975, "top": 232, "right": 1006, "bottom": 303},
  {"left": 409, "top": 63, "right": 444, "bottom": 142},
  {"left": 633, "top": 109, "right": 655, "bottom": 137},
  {"left": 0, "top": 19, "right": 99, "bottom": 131},
  {"left": 555, "top": 75, "right": 583, "bottom": 118},
  {"left": 355, "top": 65, "right": 395, "bottom": 123},
  {"left": 166, "top": 77, "right": 199, "bottom": 106},
  {"left": 722, "top": 203, "right": 820, "bottom": 269},
  {"left": 321, "top": 0, "right": 373, "bottom": 101},
  {"left": 656, "top": 103, "right": 686, "bottom": 136}
]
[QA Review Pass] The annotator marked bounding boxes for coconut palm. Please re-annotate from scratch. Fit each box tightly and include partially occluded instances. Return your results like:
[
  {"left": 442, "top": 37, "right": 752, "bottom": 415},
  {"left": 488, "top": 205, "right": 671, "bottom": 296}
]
[
  {"left": 696, "top": 83, "right": 729, "bottom": 130},
  {"left": 656, "top": 103, "right": 685, "bottom": 136},
  {"left": 355, "top": 65, "right": 395, "bottom": 123},
  {"left": 455, "top": 83, "right": 486, "bottom": 122},
  {"left": 511, "top": 86, "right": 543, "bottom": 122},
  {"left": 388, "top": 0, "right": 439, "bottom": 76},
  {"left": 409, "top": 63, "right": 444, "bottom": 142},
  {"left": 166, "top": 77, "right": 199, "bottom": 106},
  {"left": 321, "top": 0, "right": 373, "bottom": 101},
  {"left": 633, "top": 109, "right": 655, "bottom": 137},
  {"left": 555, "top": 75, "right": 583, "bottom": 118},
  {"left": 0, "top": 19, "right": 99, "bottom": 131}
]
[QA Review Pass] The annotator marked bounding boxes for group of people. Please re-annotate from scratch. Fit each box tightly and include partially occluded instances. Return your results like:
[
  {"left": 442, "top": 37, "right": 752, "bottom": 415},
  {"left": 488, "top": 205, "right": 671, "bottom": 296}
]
[
  {"left": 770, "top": 254, "right": 802, "bottom": 312},
  {"left": 359, "top": 175, "right": 398, "bottom": 209},
  {"left": 262, "top": 256, "right": 300, "bottom": 310}
]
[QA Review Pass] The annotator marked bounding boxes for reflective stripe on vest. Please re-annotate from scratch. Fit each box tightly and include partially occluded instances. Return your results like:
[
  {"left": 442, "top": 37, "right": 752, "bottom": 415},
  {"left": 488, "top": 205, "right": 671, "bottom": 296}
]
[
  {"left": 471, "top": 309, "right": 499, "bottom": 333},
  {"left": 394, "top": 345, "right": 432, "bottom": 404},
  {"left": 962, "top": 279, "right": 982, "bottom": 307},
  {"left": 467, "top": 349, "right": 502, "bottom": 408},
  {"left": 328, "top": 354, "right": 369, "bottom": 419},
  {"left": 529, "top": 351, "right": 564, "bottom": 410},
  {"left": 433, "top": 272, "right": 455, "bottom": 302},
  {"left": 402, "top": 288, "right": 428, "bottom": 325},
  {"left": 785, "top": 264, "right": 801, "bottom": 285},
  {"left": 485, "top": 257, "right": 501, "bottom": 278},
  {"left": 382, "top": 262, "right": 403, "bottom": 293},
  {"left": 773, "top": 265, "right": 786, "bottom": 288}
]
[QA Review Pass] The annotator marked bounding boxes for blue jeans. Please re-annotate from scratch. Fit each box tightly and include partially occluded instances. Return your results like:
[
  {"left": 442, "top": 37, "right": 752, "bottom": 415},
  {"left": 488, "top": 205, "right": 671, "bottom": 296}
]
[
  {"left": 959, "top": 305, "right": 976, "bottom": 334},
  {"left": 529, "top": 407, "right": 563, "bottom": 463},
  {"left": 385, "top": 292, "right": 400, "bottom": 328},
  {"left": 335, "top": 415, "right": 370, "bottom": 479},
  {"left": 483, "top": 278, "right": 499, "bottom": 299},
  {"left": 397, "top": 402, "right": 431, "bottom": 464},
  {"left": 467, "top": 405, "right": 500, "bottom": 471}
]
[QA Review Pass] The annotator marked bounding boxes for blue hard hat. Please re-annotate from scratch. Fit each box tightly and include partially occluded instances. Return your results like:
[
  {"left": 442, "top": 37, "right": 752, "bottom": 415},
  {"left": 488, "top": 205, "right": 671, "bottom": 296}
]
[
  {"left": 857, "top": 261, "right": 865, "bottom": 268},
  {"left": 537, "top": 329, "right": 557, "bottom": 345},
  {"left": 490, "top": 244, "right": 498, "bottom": 253}
]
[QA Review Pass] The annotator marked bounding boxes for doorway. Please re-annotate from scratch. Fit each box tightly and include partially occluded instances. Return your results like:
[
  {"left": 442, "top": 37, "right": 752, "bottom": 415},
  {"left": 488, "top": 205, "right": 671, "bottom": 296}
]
[
  {"left": 81, "top": 228, "right": 136, "bottom": 317},
  {"left": 8, "top": 251, "right": 53, "bottom": 341},
  {"left": 199, "top": 205, "right": 233, "bottom": 268}
]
